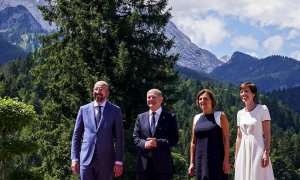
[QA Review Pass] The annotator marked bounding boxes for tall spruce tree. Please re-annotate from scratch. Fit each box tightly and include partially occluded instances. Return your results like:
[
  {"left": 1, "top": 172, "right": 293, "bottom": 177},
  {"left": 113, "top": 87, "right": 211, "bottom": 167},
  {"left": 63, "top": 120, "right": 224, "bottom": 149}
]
[{"left": 32, "top": 0, "right": 178, "bottom": 178}]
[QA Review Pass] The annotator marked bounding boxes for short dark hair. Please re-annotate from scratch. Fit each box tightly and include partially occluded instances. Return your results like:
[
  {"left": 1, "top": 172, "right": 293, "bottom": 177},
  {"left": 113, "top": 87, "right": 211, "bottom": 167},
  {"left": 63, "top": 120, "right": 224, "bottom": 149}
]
[
  {"left": 196, "top": 89, "right": 217, "bottom": 109},
  {"left": 240, "top": 82, "right": 257, "bottom": 99}
]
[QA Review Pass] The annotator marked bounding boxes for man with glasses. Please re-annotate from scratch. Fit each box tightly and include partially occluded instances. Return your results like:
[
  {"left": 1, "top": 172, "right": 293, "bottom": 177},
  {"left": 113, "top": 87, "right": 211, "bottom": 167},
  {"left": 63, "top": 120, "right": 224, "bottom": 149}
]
[{"left": 71, "top": 81, "right": 124, "bottom": 180}]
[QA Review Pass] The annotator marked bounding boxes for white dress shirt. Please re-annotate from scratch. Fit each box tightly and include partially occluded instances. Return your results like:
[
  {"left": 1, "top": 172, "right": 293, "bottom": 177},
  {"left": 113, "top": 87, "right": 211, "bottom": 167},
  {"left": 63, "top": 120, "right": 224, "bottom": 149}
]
[{"left": 149, "top": 107, "right": 162, "bottom": 128}]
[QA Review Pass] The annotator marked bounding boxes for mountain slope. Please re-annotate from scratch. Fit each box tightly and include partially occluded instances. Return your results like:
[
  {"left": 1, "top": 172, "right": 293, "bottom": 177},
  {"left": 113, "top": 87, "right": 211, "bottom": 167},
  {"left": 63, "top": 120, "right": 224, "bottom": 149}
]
[
  {"left": 0, "top": 5, "right": 45, "bottom": 53},
  {"left": 211, "top": 51, "right": 300, "bottom": 91},
  {"left": 2, "top": 0, "right": 299, "bottom": 94},
  {"left": 0, "top": 0, "right": 55, "bottom": 31},
  {"left": 0, "top": 1, "right": 223, "bottom": 74},
  {"left": 0, "top": 5, "right": 44, "bottom": 33},
  {"left": 266, "top": 86, "right": 300, "bottom": 115},
  {"left": 0, "top": 37, "right": 27, "bottom": 64},
  {"left": 166, "top": 21, "right": 223, "bottom": 73}
]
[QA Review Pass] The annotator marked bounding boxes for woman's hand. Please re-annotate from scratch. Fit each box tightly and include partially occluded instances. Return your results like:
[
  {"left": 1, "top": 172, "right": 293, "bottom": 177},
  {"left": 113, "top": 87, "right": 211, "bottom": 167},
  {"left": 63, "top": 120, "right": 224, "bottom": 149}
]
[
  {"left": 223, "top": 160, "right": 231, "bottom": 174},
  {"left": 262, "top": 150, "right": 270, "bottom": 167},
  {"left": 188, "top": 163, "right": 195, "bottom": 176}
]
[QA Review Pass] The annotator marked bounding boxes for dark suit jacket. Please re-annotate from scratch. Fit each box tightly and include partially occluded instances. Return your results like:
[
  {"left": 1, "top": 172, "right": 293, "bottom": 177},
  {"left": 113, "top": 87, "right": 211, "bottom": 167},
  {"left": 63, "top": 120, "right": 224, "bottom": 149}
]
[
  {"left": 71, "top": 101, "right": 124, "bottom": 167},
  {"left": 133, "top": 109, "right": 179, "bottom": 173}
]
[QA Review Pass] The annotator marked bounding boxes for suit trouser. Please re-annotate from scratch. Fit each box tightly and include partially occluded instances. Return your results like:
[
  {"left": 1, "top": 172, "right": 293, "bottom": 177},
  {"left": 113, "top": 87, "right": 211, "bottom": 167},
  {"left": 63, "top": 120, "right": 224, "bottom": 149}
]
[
  {"left": 136, "top": 158, "right": 172, "bottom": 180},
  {"left": 80, "top": 153, "right": 113, "bottom": 180}
]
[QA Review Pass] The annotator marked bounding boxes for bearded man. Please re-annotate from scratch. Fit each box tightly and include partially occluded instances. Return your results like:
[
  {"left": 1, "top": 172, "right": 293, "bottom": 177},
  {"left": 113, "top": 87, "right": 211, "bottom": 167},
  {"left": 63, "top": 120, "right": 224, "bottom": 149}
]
[{"left": 71, "top": 81, "right": 124, "bottom": 180}]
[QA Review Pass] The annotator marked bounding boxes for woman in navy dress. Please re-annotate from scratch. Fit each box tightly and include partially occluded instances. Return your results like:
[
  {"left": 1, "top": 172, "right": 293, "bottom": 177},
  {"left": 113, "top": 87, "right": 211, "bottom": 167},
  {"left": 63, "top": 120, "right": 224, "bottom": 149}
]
[{"left": 188, "top": 89, "right": 230, "bottom": 180}]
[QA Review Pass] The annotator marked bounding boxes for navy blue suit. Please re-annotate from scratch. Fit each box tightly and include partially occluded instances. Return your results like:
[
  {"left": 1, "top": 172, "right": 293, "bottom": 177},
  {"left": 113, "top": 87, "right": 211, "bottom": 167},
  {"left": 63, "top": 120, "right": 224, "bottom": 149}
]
[
  {"left": 133, "top": 109, "right": 179, "bottom": 179},
  {"left": 71, "top": 101, "right": 124, "bottom": 179}
]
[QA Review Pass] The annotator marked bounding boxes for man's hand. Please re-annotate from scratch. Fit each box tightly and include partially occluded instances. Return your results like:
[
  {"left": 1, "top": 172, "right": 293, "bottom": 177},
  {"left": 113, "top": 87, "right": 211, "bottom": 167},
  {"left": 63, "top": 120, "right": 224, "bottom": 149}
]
[
  {"left": 114, "top": 164, "right": 123, "bottom": 177},
  {"left": 145, "top": 138, "right": 157, "bottom": 149},
  {"left": 71, "top": 161, "right": 79, "bottom": 174}
]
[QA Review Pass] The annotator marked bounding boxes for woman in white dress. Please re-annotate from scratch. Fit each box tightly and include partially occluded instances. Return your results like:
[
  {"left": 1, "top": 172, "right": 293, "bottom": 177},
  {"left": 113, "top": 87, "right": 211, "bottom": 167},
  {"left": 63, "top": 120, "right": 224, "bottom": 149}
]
[{"left": 235, "top": 82, "right": 274, "bottom": 180}]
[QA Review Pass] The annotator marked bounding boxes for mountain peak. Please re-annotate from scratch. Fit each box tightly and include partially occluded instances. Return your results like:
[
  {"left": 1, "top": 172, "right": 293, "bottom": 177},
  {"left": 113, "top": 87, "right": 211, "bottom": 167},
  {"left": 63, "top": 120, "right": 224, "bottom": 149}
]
[
  {"left": 229, "top": 51, "right": 258, "bottom": 63},
  {"left": 220, "top": 55, "right": 231, "bottom": 63},
  {"left": 0, "top": 0, "right": 55, "bottom": 31},
  {"left": 231, "top": 51, "right": 256, "bottom": 58},
  {"left": 166, "top": 21, "right": 223, "bottom": 73},
  {"left": 0, "top": 5, "right": 44, "bottom": 33},
  {"left": 211, "top": 52, "right": 300, "bottom": 91}
]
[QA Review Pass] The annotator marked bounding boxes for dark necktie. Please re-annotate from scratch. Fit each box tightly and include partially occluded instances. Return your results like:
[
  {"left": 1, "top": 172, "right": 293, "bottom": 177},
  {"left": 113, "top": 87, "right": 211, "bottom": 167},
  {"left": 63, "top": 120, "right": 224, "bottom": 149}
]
[
  {"left": 96, "top": 106, "right": 102, "bottom": 127},
  {"left": 151, "top": 112, "right": 156, "bottom": 136}
]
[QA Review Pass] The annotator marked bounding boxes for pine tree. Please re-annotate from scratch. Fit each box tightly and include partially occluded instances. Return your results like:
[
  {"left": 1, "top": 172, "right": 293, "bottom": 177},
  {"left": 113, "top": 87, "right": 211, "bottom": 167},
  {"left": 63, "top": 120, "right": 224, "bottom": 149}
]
[{"left": 32, "top": 0, "right": 178, "bottom": 178}]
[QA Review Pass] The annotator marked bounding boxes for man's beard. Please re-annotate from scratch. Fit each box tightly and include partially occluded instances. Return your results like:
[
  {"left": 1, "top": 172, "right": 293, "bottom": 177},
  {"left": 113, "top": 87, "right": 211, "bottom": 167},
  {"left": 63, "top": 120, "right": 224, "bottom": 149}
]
[{"left": 95, "top": 94, "right": 104, "bottom": 102}]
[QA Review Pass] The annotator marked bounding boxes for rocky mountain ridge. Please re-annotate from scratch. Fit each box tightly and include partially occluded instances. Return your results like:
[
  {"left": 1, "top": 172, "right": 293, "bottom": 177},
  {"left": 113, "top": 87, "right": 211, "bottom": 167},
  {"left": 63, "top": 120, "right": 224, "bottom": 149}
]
[
  {"left": 165, "top": 21, "right": 223, "bottom": 73},
  {"left": 1, "top": 0, "right": 300, "bottom": 92},
  {"left": 211, "top": 51, "right": 300, "bottom": 91},
  {"left": 0, "top": 5, "right": 44, "bottom": 33},
  {"left": 0, "top": 1, "right": 222, "bottom": 74},
  {"left": 0, "top": 0, "right": 55, "bottom": 31}
]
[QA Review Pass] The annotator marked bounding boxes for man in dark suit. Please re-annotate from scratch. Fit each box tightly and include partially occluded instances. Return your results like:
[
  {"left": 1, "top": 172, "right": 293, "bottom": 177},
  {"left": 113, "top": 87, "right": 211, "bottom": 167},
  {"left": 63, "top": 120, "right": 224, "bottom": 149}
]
[
  {"left": 71, "top": 81, "right": 124, "bottom": 180},
  {"left": 133, "top": 88, "right": 179, "bottom": 180}
]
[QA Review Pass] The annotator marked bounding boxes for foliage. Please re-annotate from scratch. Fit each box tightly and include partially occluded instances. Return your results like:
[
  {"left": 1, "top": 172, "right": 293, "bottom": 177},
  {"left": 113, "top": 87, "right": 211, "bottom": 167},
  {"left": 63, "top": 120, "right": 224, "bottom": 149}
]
[
  {"left": 1, "top": 56, "right": 300, "bottom": 179},
  {"left": 0, "top": 97, "right": 35, "bottom": 134},
  {"left": 8, "top": 169, "right": 42, "bottom": 180},
  {"left": 0, "top": 97, "right": 37, "bottom": 179},
  {"left": 0, "top": 0, "right": 300, "bottom": 179},
  {"left": 210, "top": 51, "right": 300, "bottom": 91},
  {"left": 0, "top": 37, "right": 27, "bottom": 64},
  {"left": 172, "top": 152, "right": 188, "bottom": 180},
  {"left": 266, "top": 86, "right": 300, "bottom": 116},
  {"left": 170, "top": 77, "right": 300, "bottom": 180},
  {"left": 18, "top": 0, "right": 179, "bottom": 178}
]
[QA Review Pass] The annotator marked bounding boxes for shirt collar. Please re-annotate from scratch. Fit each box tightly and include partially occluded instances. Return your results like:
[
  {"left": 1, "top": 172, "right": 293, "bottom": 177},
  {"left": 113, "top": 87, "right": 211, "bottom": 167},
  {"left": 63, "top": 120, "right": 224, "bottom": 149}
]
[
  {"left": 149, "top": 107, "right": 162, "bottom": 115},
  {"left": 94, "top": 100, "right": 106, "bottom": 108}
]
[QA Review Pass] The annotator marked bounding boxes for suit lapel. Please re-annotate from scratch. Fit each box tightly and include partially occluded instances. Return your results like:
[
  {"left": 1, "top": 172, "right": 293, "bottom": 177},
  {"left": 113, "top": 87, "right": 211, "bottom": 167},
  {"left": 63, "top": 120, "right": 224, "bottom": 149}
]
[
  {"left": 143, "top": 112, "right": 152, "bottom": 137},
  {"left": 154, "top": 110, "right": 166, "bottom": 135},
  {"left": 88, "top": 102, "right": 97, "bottom": 130}
]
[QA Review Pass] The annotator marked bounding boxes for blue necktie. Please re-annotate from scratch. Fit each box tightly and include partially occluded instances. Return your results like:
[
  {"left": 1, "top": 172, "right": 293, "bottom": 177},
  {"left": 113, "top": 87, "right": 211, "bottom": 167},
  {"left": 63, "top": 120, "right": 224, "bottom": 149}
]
[{"left": 151, "top": 112, "right": 156, "bottom": 136}]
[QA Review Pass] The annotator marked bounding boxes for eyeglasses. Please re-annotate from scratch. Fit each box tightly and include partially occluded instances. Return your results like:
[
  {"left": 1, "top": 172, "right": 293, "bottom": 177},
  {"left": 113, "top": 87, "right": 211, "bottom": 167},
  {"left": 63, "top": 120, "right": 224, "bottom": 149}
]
[{"left": 93, "top": 88, "right": 107, "bottom": 91}]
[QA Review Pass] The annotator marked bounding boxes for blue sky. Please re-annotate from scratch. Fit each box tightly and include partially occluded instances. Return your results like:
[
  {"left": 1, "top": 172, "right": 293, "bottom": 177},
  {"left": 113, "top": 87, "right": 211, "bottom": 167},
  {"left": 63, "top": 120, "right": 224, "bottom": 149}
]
[{"left": 168, "top": 0, "right": 300, "bottom": 60}]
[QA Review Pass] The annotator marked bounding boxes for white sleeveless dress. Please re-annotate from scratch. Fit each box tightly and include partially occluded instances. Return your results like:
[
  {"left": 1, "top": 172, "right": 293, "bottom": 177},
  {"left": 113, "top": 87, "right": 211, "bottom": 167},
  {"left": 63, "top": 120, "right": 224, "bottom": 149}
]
[{"left": 235, "top": 104, "right": 274, "bottom": 180}]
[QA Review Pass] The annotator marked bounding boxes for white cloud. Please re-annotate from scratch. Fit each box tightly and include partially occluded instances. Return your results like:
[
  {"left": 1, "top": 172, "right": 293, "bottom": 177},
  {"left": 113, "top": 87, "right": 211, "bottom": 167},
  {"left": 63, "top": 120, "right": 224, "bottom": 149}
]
[
  {"left": 290, "top": 51, "right": 300, "bottom": 61},
  {"left": 230, "top": 35, "right": 259, "bottom": 50},
  {"left": 172, "top": 15, "right": 230, "bottom": 47},
  {"left": 168, "top": 0, "right": 300, "bottom": 58},
  {"left": 169, "top": 0, "right": 300, "bottom": 30},
  {"left": 287, "top": 29, "right": 300, "bottom": 40},
  {"left": 262, "top": 35, "right": 284, "bottom": 54}
]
